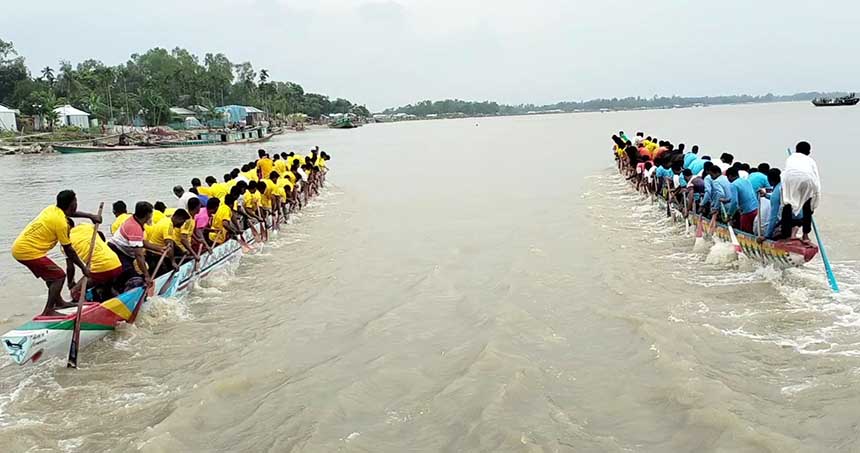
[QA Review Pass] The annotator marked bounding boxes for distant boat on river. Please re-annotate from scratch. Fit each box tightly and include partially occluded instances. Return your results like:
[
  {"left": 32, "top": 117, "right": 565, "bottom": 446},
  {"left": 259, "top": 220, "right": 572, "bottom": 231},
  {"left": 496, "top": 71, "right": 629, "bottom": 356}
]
[{"left": 812, "top": 93, "right": 859, "bottom": 107}]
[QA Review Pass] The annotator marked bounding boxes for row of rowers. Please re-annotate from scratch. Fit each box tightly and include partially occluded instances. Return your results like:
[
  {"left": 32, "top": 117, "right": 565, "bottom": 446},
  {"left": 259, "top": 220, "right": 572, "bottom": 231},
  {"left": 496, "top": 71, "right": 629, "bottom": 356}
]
[
  {"left": 11, "top": 148, "right": 331, "bottom": 317},
  {"left": 612, "top": 132, "right": 822, "bottom": 244}
]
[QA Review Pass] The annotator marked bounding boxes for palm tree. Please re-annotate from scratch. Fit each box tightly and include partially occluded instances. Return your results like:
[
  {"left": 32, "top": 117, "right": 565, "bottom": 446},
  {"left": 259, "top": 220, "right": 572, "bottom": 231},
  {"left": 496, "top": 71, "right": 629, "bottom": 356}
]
[{"left": 41, "top": 66, "right": 55, "bottom": 86}]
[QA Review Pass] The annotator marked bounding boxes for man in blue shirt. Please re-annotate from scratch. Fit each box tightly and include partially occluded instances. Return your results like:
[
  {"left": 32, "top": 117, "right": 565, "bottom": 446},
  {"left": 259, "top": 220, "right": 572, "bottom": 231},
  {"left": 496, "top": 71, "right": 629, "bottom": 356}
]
[
  {"left": 683, "top": 145, "right": 699, "bottom": 169},
  {"left": 688, "top": 155, "right": 709, "bottom": 176},
  {"left": 748, "top": 163, "right": 772, "bottom": 194},
  {"left": 654, "top": 161, "right": 673, "bottom": 195},
  {"left": 708, "top": 164, "right": 736, "bottom": 224},
  {"left": 727, "top": 167, "right": 758, "bottom": 232},
  {"left": 700, "top": 161, "right": 715, "bottom": 214},
  {"left": 763, "top": 169, "right": 803, "bottom": 240}
]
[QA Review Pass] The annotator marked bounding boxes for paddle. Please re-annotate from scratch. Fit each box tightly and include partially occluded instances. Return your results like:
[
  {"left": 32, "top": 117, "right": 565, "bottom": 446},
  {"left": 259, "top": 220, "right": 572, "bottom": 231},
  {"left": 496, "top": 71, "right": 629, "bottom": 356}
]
[
  {"left": 665, "top": 178, "right": 671, "bottom": 218},
  {"left": 128, "top": 248, "right": 169, "bottom": 324},
  {"left": 721, "top": 202, "right": 746, "bottom": 259},
  {"left": 785, "top": 147, "right": 839, "bottom": 292},
  {"left": 157, "top": 252, "right": 192, "bottom": 296},
  {"left": 67, "top": 202, "right": 104, "bottom": 369}
]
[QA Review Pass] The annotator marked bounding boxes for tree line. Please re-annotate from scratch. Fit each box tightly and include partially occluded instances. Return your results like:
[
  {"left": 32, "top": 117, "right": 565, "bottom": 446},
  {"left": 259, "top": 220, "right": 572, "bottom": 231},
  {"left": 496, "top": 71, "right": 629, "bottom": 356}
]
[
  {"left": 384, "top": 92, "right": 840, "bottom": 117},
  {"left": 0, "top": 40, "right": 370, "bottom": 128}
]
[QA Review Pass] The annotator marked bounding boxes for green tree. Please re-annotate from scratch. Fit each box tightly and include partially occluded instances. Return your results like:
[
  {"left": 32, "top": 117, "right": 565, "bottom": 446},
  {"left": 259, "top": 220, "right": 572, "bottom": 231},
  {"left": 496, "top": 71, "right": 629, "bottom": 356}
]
[{"left": 0, "top": 39, "right": 29, "bottom": 106}]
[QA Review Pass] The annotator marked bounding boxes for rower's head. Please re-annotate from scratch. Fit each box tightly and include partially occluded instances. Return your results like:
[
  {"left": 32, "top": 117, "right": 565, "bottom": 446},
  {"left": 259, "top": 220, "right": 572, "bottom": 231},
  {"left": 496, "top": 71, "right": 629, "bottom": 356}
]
[
  {"left": 644, "top": 162, "right": 653, "bottom": 170},
  {"left": 646, "top": 136, "right": 652, "bottom": 142},
  {"left": 721, "top": 153, "right": 734, "bottom": 164},
  {"left": 112, "top": 200, "right": 128, "bottom": 216},
  {"left": 224, "top": 193, "right": 238, "bottom": 208},
  {"left": 258, "top": 149, "right": 266, "bottom": 158},
  {"left": 767, "top": 168, "right": 782, "bottom": 187},
  {"left": 672, "top": 163, "right": 683, "bottom": 174},
  {"left": 246, "top": 181, "right": 257, "bottom": 193},
  {"left": 273, "top": 154, "right": 280, "bottom": 162},
  {"left": 322, "top": 152, "right": 330, "bottom": 161},
  {"left": 701, "top": 155, "right": 711, "bottom": 161},
  {"left": 171, "top": 209, "right": 190, "bottom": 228},
  {"left": 191, "top": 178, "right": 202, "bottom": 188},
  {"left": 223, "top": 173, "right": 232, "bottom": 183},
  {"left": 290, "top": 160, "right": 300, "bottom": 171},
  {"left": 288, "top": 151, "right": 295, "bottom": 157},
  {"left": 134, "top": 201, "right": 154, "bottom": 225},
  {"left": 758, "top": 163, "right": 771, "bottom": 174},
  {"left": 231, "top": 168, "right": 240, "bottom": 178},
  {"left": 692, "top": 145, "right": 699, "bottom": 154},
  {"left": 206, "top": 197, "right": 220, "bottom": 212},
  {"left": 703, "top": 161, "right": 715, "bottom": 176},
  {"left": 187, "top": 197, "right": 201, "bottom": 216},
  {"left": 153, "top": 201, "right": 166, "bottom": 213},
  {"left": 682, "top": 169, "right": 693, "bottom": 179},
  {"left": 678, "top": 143, "right": 685, "bottom": 152},
  {"left": 205, "top": 176, "right": 217, "bottom": 186},
  {"left": 269, "top": 171, "right": 279, "bottom": 182},
  {"left": 229, "top": 186, "right": 242, "bottom": 199},
  {"left": 281, "top": 152, "right": 288, "bottom": 159},
  {"left": 740, "top": 163, "right": 751, "bottom": 172},
  {"left": 56, "top": 190, "right": 77, "bottom": 216},
  {"left": 235, "top": 181, "right": 248, "bottom": 193},
  {"left": 618, "top": 130, "right": 624, "bottom": 136},
  {"left": 241, "top": 164, "right": 250, "bottom": 172},
  {"left": 661, "top": 160, "right": 671, "bottom": 169},
  {"left": 173, "top": 185, "right": 184, "bottom": 198},
  {"left": 796, "top": 141, "right": 811, "bottom": 155},
  {"left": 707, "top": 164, "right": 723, "bottom": 178},
  {"left": 636, "top": 132, "right": 644, "bottom": 138},
  {"left": 726, "top": 167, "right": 739, "bottom": 181}
]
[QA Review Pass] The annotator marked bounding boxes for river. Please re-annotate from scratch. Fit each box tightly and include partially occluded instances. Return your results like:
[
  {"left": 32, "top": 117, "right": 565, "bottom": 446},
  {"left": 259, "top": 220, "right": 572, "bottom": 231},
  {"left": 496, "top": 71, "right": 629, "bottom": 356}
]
[{"left": 0, "top": 102, "right": 859, "bottom": 452}]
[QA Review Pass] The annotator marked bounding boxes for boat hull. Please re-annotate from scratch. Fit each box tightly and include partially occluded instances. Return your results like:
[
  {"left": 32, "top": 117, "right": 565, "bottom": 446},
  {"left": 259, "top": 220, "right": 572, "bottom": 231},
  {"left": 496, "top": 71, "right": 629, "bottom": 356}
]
[
  {"left": 54, "top": 145, "right": 151, "bottom": 154},
  {"left": 1, "top": 220, "right": 272, "bottom": 365},
  {"left": 688, "top": 212, "right": 818, "bottom": 268}
]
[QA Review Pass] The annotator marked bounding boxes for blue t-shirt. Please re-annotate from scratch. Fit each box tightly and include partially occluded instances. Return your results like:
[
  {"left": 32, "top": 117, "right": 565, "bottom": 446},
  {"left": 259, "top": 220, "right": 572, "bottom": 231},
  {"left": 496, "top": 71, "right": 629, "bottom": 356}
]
[
  {"left": 711, "top": 175, "right": 737, "bottom": 215},
  {"left": 683, "top": 153, "right": 698, "bottom": 169},
  {"left": 689, "top": 158, "right": 707, "bottom": 175},
  {"left": 655, "top": 166, "right": 673, "bottom": 181},
  {"left": 732, "top": 177, "right": 758, "bottom": 214},
  {"left": 702, "top": 175, "right": 713, "bottom": 206},
  {"left": 747, "top": 172, "right": 771, "bottom": 193}
]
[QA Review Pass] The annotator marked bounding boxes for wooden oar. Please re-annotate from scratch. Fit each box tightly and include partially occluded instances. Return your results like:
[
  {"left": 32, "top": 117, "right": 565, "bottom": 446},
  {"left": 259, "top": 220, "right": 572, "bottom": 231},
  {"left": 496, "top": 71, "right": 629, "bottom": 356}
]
[
  {"left": 157, "top": 252, "right": 192, "bottom": 296},
  {"left": 128, "top": 248, "right": 169, "bottom": 324},
  {"left": 785, "top": 147, "right": 839, "bottom": 292},
  {"left": 721, "top": 202, "right": 746, "bottom": 259},
  {"left": 67, "top": 202, "right": 104, "bottom": 369},
  {"left": 665, "top": 178, "right": 671, "bottom": 218}
]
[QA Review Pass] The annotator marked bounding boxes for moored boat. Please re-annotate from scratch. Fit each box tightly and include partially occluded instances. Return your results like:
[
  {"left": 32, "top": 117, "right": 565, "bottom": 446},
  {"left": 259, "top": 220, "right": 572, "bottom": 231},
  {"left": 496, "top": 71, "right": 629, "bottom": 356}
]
[
  {"left": 1, "top": 218, "right": 275, "bottom": 366},
  {"left": 54, "top": 144, "right": 153, "bottom": 154},
  {"left": 329, "top": 117, "right": 356, "bottom": 129}
]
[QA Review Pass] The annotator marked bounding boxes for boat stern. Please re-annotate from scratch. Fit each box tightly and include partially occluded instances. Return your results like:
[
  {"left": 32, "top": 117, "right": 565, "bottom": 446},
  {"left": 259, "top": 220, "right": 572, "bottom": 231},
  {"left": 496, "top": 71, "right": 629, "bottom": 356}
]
[{"left": 2, "top": 329, "right": 52, "bottom": 365}]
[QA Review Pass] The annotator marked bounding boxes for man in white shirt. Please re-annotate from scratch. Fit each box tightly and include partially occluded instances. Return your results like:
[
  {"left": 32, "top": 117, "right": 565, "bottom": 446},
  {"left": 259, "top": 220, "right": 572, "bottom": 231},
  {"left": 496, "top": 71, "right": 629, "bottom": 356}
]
[
  {"left": 173, "top": 185, "right": 196, "bottom": 210},
  {"left": 781, "top": 141, "right": 820, "bottom": 244}
]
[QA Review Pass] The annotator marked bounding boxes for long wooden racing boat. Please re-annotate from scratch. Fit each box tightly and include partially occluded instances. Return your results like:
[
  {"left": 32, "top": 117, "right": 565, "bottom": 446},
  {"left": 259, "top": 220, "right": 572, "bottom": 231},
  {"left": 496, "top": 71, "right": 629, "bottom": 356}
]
[
  {"left": 687, "top": 210, "right": 818, "bottom": 268},
  {"left": 1, "top": 219, "right": 275, "bottom": 366},
  {"left": 54, "top": 144, "right": 153, "bottom": 154}
]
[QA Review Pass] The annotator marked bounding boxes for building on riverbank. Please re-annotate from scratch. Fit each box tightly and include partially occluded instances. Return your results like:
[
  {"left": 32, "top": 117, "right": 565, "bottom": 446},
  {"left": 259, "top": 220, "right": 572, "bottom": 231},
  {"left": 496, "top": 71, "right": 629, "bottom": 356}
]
[
  {"left": 34, "top": 105, "right": 91, "bottom": 130},
  {"left": 0, "top": 104, "right": 19, "bottom": 132}
]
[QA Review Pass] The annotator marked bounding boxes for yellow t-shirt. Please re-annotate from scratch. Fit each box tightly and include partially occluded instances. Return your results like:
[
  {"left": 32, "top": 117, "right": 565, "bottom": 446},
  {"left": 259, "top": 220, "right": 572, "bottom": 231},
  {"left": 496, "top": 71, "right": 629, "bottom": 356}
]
[
  {"left": 252, "top": 192, "right": 262, "bottom": 209},
  {"left": 145, "top": 217, "right": 174, "bottom": 248},
  {"left": 172, "top": 219, "right": 195, "bottom": 252},
  {"left": 164, "top": 207, "right": 177, "bottom": 218},
  {"left": 208, "top": 203, "right": 233, "bottom": 243},
  {"left": 69, "top": 224, "right": 121, "bottom": 273},
  {"left": 12, "top": 205, "right": 71, "bottom": 261},
  {"left": 283, "top": 171, "right": 297, "bottom": 185},
  {"left": 111, "top": 213, "right": 131, "bottom": 235},
  {"left": 257, "top": 158, "right": 274, "bottom": 180},
  {"left": 275, "top": 187, "right": 287, "bottom": 202},
  {"left": 210, "top": 183, "right": 229, "bottom": 201},
  {"left": 196, "top": 186, "right": 213, "bottom": 197},
  {"left": 287, "top": 155, "right": 303, "bottom": 169},
  {"left": 274, "top": 160, "right": 287, "bottom": 175},
  {"left": 243, "top": 191, "right": 258, "bottom": 210},
  {"left": 152, "top": 210, "right": 166, "bottom": 225},
  {"left": 260, "top": 180, "right": 277, "bottom": 209},
  {"left": 242, "top": 170, "right": 258, "bottom": 182}
]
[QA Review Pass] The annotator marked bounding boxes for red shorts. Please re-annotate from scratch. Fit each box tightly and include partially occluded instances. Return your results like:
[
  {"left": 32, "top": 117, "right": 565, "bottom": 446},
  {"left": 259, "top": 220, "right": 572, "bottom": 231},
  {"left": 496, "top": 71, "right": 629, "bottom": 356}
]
[
  {"left": 739, "top": 209, "right": 758, "bottom": 233},
  {"left": 90, "top": 267, "right": 123, "bottom": 284},
  {"left": 17, "top": 256, "right": 66, "bottom": 281}
]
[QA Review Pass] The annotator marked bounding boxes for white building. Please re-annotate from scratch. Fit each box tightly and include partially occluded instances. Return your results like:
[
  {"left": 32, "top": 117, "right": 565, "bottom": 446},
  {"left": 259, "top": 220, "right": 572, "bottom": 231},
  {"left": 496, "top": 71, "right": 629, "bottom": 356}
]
[
  {"left": 0, "top": 104, "right": 19, "bottom": 132},
  {"left": 36, "top": 105, "right": 91, "bottom": 130}
]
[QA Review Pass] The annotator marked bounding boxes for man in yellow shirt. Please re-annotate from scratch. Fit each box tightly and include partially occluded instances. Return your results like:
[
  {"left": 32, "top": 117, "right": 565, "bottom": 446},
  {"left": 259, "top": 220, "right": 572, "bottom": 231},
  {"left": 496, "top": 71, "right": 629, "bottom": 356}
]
[
  {"left": 145, "top": 209, "right": 191, "bottom": 276},
  {"left": 209, "top": 194, "right": 242, "bottom": 244},
  {"left": 241, "top": 163, "right": 258, "bottom": 182},
  {"left": 204, "top": 176, "right": 229, "bottom": 200},
  {"left": 11, "top": 190, "right": 103, "bottom": 316},
  {"left": 273, "top": 154, "right": 288, "bottom": 175},
  {"left": 111, "top": 200, "right": 131, "bottom": 235},
  {"left": 256, "top": 149, "right": 274, "bottom": 180},
  {"left": 67, "top": 222, "right": 123, "bottom": 301}
]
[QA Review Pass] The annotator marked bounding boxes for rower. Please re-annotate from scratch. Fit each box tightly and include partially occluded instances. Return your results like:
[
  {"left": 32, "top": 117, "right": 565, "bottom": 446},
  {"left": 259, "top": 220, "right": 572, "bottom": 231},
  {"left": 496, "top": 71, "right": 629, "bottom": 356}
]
[
  {"left": 256, "top": 149, "right": 274, "bottom": 180},
  {"left": 717, "top": 153, "right": 734, "bottom": 174},
  {"left": 274, "top": 154, "right": 288, "bottom": 175},
  {"left": 108, "top": 201, "right": 155, "bottom": 289},
  {"left": 145, "top": 209, "right": 190, "bottom": 276},
  {"left": 111, "top": 200, "right": 131, "bottom": 235},
  {"left": 781, "top": 141, "right": 820, "bottom": 244},
  {"left": 187, "top": 197, "right": 213, "bottom": 255},
  {"left": 748, "top": 163, "right": 772, "bottom": 194},
  {"left": 727, "top": 167, "right": 758, "bottom": 232},
  {"left": 11, "top": 190, "right": 103, "bottom": 316},
  {"left": 762, "top": 169, "right": 805, "bottom": 240},
  {"left": 67, "top": 221, "right": 123, "bottom": 302},
  {"left": 173, "top": 185, "right": 195, "bottom": 211},
  {"left": 707, "top": 164, "right": 737, "bottom": 224},
  {"left": 688, "top": 154, "right": 709, "bottom": 177},
  {"left": 683, "top": 145, "right": 699, "bottom": 169},
  {"left": 209, "top": 193, "right": 241, "bottom": 244}
]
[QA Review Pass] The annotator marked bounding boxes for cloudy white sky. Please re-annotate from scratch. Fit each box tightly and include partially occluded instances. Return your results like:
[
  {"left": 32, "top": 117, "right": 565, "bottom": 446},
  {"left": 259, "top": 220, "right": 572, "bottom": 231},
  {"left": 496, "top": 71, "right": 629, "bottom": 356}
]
[{"left": 3, "top": 0, "right": 858, "bottom": 110}]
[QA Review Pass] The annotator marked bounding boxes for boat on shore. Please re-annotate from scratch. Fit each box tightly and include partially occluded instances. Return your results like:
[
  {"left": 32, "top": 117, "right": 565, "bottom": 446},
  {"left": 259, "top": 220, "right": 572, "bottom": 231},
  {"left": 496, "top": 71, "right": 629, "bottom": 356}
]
[
  {"left": 53, "top": 126, "right": 274, "bottom": 154},
  {"left": 53, "top": 144, "right": 154, "bottom": 154},
  {"left": 329, "top": 117, "right": 356, "bottom": 129},
  {"left": 812, "top": 93, "right": 859, "bottom": 107},
  {"left": 1, "top": 218, "right": 275, "bottom": 366}
]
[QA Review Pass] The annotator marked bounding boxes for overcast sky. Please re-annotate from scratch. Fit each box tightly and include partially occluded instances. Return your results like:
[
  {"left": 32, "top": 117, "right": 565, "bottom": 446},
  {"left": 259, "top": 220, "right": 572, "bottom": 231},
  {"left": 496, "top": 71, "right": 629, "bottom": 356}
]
[{"left": 3, "top": 0, "right": 859, "bottom": 110}]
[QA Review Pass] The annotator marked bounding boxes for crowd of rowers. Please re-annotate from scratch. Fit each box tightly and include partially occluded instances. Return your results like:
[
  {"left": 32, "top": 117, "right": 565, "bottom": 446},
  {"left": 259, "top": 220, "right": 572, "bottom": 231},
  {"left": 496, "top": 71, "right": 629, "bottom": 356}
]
[
  {"left": 611, "top": 131, "right": 822, "bottom": 244},
  {"left": 11, "top": 148, "right": 330, "bottom": 316}
]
